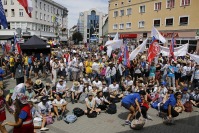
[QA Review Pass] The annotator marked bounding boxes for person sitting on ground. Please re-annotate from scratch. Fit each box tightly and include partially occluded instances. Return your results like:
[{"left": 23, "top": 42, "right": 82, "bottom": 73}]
[
  {"left": 190, "top": 87, "right": 199, "bottom": 107},
  {"left": 121, "top": 75, "right": 133, "bottom": 93},
  {"left": 25, "top": 85, "right": 37, "bottom": 103},
  {"left": 109, "top": 81, "right": 123, "bottom": 103},
  {"left": 92, "top": 77, "right": 102, "bottom": 90},
  {"left": 33, "top": 79, "right": 44, "bottom": 97},
  {"left": 37, "top": 96, "right": 51, "bottom": 131},
  {"left": 56, "top": 79, "right": 68, "bottom": 98},
  {"left": 52, "top": 93, "right": 68, "bottom": 121},
  {"left": 121, "top": 90, "right": 146, "bottom": 125},
  {"left": 71, "top": 81, "right": 83, "bottom": 104},
  {"left": 95, "top": 90, "right": 111, "bottom": 111},
  {"left": 102, "top": 81, "right": 109, "bottom": 99},
  {"left": 41, "top": 83, "right": 53, "bottom": 99},
  {"left": 83, "top": 74, "right": 91, "bottom": 85},
  {"left": 181, "top": 87, "right": 190, "bottom": 105},
  {"left": 84, "top": 92, "right": 101, "bottom": 115},
  {"left": 91, "top": 85, "right": 98, "bottom": 97}
]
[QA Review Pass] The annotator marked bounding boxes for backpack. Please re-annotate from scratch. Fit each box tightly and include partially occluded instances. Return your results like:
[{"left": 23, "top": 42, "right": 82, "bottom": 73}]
[
  {"left": 73, "top": 108, "right": 84, "bottom": 117},
  {"left": 106, "top": 103, "right": 117, "bottom": 114},
  {"left": 63, "top": 114, "right": 77, "bottom": 124},
  {"left": 87, "top": 111, "right": 97, "bottom": 118},
  {"left": 28, "top": 57, "right": 32, "bottom": 64}
]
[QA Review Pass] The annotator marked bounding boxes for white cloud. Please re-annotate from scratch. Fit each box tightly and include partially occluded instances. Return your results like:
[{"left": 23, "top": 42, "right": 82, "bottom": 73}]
[{"left": 54, "top": 0, "right": 109, "bottom": 29}]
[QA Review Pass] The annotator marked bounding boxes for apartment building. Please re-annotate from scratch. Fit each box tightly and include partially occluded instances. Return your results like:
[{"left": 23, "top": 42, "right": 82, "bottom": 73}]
[
  {"left": 108, "top": 0, "right": 199, "bottom": 52},
  {"left": 0, "top": 0, "right": 68, "bottom": 41}
]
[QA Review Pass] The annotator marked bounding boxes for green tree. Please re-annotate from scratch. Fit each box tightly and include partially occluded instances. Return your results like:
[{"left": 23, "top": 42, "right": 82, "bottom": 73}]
[{"left": 72, "top": 32, "right": 83, "bottom": 44}]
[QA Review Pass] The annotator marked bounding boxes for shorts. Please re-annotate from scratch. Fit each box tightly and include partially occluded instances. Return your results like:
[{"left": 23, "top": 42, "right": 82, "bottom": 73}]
[
  {"left": 121, "top": 102, "right": 131, "bottom": 110},
  {"left": 10, "top": 66, "right": 14, "bottom": 73}
]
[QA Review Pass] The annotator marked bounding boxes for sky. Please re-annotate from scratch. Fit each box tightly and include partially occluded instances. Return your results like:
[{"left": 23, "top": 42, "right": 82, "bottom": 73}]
[{"left": 54, "top": 0, "right": 109, "bottom": 29}]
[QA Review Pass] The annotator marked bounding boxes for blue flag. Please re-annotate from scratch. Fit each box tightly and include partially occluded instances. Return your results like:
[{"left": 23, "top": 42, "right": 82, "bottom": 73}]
[{"left": 0, "top": 0, "right": 8, "bottom": 29}]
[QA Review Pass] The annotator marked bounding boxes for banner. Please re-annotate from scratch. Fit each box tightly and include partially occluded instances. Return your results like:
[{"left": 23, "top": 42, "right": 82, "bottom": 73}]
[
  {"left": 159, "top": 44, "right": 189, "bottom": 56},
  {"left": 0, "top": 0, "right": 8, "bottom": 28},
  {"left": 148, "top": 37, "right": 160, "bottom": 63},
  {"left": 129, "top": 38, "right": 148, "bottom": 60},
  {"left": 188, "top": 53, "right": 199, "bottom": 64}
]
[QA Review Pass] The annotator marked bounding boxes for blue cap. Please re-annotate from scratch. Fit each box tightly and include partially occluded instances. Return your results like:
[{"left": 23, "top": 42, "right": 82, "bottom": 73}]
[{"left": 183, "top": 88, "right": 188, "bottom": 91}]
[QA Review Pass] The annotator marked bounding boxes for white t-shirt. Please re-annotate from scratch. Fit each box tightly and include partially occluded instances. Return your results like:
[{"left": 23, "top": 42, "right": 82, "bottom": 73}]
[
  {"left": 52, "top": 99, "right": 67, "bottom": 105},
  {"left": 38, "top": 102, "right": 51, "bottom": 115},
  {"left": 92, "top": 81, "right": 102, "bottom": 89},
  {"left": 56, "top": 82, "right": 66, "bottom": 93},
  {"left": 182, "top": 66, "right": 187, "bottom": 76},
  {"left": 109, "top": 84, "right": 119, "bottom": 92},
  {"left": 71, "top": 85, "right": 83, "bottom": 92},
  {"left": 95, "top": 96, "right": 108, "bottom": 106},
  {"left": 85, "top": 98, "right": 95, "bottom": 108}
]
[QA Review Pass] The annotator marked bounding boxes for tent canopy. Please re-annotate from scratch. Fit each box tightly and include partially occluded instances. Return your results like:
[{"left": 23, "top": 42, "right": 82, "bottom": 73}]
[{"left": 20, "top": 35, "right": 50, "bottom": 49}]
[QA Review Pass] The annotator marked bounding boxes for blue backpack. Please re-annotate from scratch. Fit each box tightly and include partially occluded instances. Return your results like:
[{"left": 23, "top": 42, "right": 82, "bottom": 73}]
[{"left": 63, "top": 114, "right": 77, "bottom": 124}]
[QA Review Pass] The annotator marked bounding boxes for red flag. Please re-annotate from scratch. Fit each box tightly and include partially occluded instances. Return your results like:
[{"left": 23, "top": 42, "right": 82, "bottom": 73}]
[
  {"left": 5, "top": 43, "right": 11, "bottom": 53},
  {"left": 147, "top": 37, "right": 160, "bottom": 63},
  {"left": 17, "top": 0, "right": 33, "bottom": 18},
  {"left": 16, "top": 43, "right": 22, "bottom": 55}
]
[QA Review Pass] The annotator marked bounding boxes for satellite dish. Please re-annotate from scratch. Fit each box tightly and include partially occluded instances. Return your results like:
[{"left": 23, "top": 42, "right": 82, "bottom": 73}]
[{"left": 16, "top": 28, "right": 22, "bottom": 35}]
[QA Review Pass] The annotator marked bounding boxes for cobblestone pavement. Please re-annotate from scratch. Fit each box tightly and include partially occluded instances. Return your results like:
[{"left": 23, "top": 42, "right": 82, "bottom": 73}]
[{"left": 3, "top": 76, "right": 199, "bottom": 133}]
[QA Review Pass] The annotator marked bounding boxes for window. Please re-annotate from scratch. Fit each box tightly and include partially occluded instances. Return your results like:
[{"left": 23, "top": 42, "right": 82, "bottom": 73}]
[
  {"left": 154, "top": 19, "right": 160, "bottom": 27},
  {"left": 35, "top": 0, "right": 37, "bottom": 8},
  {"left": 119, "top": 24, "right": 124, "bottom": 29},
  {"left": 44, "top": 14, "right": 46, "bottom": 21},
  {"left": 40, "top": 13, "right": 42, "bottom": 20},
  {"left": 40, "top": 2, "right": 42, "bottom": 9},
  {"left": 11, "top": 0, "right": 14, "bottom": 5},
  {"left": 121, "top": 2, "right": 124, "bottom": 5},
  {"left": 11, "top": 9, "right": 15, "bottom": 17},
  {"left": 128, "top": 0, "right": 131, "bottom": 3},
  {"left": 154, "top": 2, "right": 161, "bottom": 10},
  {"left": 120, "top": 10, "right": 124, "bottom": 16},
  {"left": 166, "top": 0, "right": 175, "bottom": 8},
  {"left": 113, "top": 11, "right": 118, "bottom": 17},
  {"left": 44, "top": 4, "right": 46, "bottom": 11},
  {"left": 4, "top": 0, "right": 7, "bottom": 5},
  {"left": 47, "top": 15, "right": 49, "bottom": 22},
  {"left": 181, "top": 0, "right": 190, "bottom": 6},
  {"left": 114, "top": 3, "right": 118, "bottom": 6},
  {"left": 51, "top": 7, "right": 53, "bottom": 13},
  {"left": 48, "top": 5, "right": 49, "bottom": 12},
  {"left": 35, "top": 11, "right": 38, "bottom": 19},
  {"left": 166, "top": 18, "right": 174, "bottom": 26},
  {"left": 126, "top": 22, "right": 131, "bottom": 29},
  {"left": 19, "top": 9, "right": 23, "bottom": 17},
  {"left": 138, "top": 21, "right": 145, "bottom": 28},
  {"left": 179, "top": 16, "right": 188, "bottom": 25},
  {"left": 4, "top": 9, "right": 8, "bottom": 17},
  {"left": 126, "top": 8, "right": 132, "bottom": 15},
  {"left": 139, "top": 5, "right": 145, "bottom": 13}
]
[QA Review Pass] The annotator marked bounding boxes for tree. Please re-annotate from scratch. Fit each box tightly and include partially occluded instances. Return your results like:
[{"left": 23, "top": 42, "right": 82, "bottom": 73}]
[{"left": 72, "top": 32, "right": 83, "bottom": 44}]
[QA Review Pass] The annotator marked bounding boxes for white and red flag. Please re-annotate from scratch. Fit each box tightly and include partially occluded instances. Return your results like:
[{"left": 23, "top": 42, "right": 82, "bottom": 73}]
[{"left": 17, "top": 0, "right": 33, "bottom": 18}]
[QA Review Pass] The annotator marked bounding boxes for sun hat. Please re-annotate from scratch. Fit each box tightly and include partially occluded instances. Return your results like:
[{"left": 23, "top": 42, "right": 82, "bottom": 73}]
[
  {"left": 16, "top": 93, "right": 28, "bottom": 104},
  {"left": 73, "top": 81, "right": 80, "bottom": 87},
  {"left": 35, "top": 79, "right": 42, "bottom": 85},
  {"left": 88, "top": 92, "right": 94, "bottom": 96}
]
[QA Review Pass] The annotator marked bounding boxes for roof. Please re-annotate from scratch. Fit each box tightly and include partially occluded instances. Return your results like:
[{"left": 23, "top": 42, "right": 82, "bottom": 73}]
[{"left": 20, "top": 35, "right": 50, "bottom": 49}]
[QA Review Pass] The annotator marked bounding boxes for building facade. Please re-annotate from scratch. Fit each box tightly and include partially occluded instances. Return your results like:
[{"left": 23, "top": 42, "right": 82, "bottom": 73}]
[
  {"left": 108, "top": 0, "right": 199, "bottom": 53},
  {"left": 69, "top": 25, "right": 77, "bottom": 39},
  {"left": 0, "top": 0, "right": 68, "bottom": 41},
  {"left": 77, "top": 8, "right": 105, "bottom": 43}
]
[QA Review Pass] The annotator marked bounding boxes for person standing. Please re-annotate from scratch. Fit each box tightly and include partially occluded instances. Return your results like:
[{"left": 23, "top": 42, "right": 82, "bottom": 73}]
[
  {"left": 9, "top": 54, "right": 15, "bottom": 79},
  {"left": 191, "top": 64, "right": 199, "bottom": 91},
  {"left": 14, "top": 58, "right": 24, "bottom": 85},
  {"left": 2, "top": 93, "right": 34, "bottom": 133},
  {"left": 52, "top": 58, "right": 59, "bottom": 85}
]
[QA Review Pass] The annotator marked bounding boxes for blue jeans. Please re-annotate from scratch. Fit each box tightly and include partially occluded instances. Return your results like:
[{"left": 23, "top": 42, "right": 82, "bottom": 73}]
[{"left": 106, "top": 77, "right": 111, "bottom": 86}]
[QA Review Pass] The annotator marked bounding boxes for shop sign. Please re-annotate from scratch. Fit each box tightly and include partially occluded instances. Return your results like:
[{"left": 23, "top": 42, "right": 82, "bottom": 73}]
[
  {"left": 160, "top": 32, "right": 179, "bottom": 38},
  {"left": 120, "top": 34, "right": 137, "bottom": 38}
]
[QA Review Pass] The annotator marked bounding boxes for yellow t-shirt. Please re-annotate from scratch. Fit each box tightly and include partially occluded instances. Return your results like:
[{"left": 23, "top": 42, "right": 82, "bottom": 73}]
[
  {"left": 9, "top": 57, "right": 15, "bottom": 67},
  {"left": 85, "top": 61, "right": 93, "bottom": 74},
  {"left": 24, "top": 56, "right": 28, "bottom": 65}
]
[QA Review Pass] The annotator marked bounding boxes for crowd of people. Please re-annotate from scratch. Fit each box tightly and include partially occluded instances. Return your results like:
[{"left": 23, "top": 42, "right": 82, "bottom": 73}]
[{"left": 0, "top": 43, "right": 198, "bottom": 133}]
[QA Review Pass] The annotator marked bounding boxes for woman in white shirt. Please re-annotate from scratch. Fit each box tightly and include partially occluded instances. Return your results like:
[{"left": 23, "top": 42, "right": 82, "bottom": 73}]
[
  {"left": 95, "top": 90, "right": 110, "bottom": 110},
  {"left": 58, "top": 59, "right": 66, "bottom": 77},
  {"left": 84, "top": 92, "right": 101, "bottom": 114}
]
